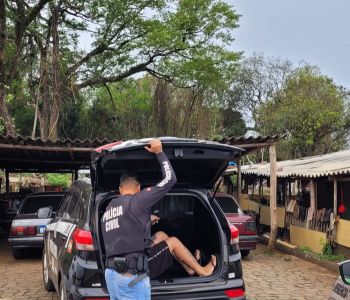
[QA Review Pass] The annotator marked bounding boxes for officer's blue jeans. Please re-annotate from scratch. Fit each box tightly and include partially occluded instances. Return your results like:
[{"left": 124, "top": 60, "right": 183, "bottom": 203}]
[{"left": 105, "top": 268, "right": 151, "bottom": 300}]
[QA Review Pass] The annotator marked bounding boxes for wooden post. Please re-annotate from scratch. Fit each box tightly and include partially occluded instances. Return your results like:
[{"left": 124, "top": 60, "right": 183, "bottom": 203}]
[
  {"left": 309, "top": 179, "right": 316, "bottom": 230},
  {"left": 289, "top": 180, "right": 292, "bottom": 201},
  {"left": 5, "top": 169, "right": 9, "bottom": 197},
  {"left": 268, "top": 144, "right": 278, "bottom": 251},
  {"left": 333, "top": 179, "right": 337, "bottom": 217},
  {"left": 74, "top": 170, "right": 79, "bottom": 181},
  {"left": 310, "top": 179, "right": 316, "bottom": 211},
  {"left": 237, "top": 159, "right": 242, "bottom": 204}
]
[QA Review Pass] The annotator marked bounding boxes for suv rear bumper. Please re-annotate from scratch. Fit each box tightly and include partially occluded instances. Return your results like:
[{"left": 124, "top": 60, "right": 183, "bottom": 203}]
[
  {"left": 8, "top": 236, "right": 43, "bottom": 248},
  {"left": 151, "top": 279, "right": 245, "bottom": 300},
  {"left": 75, "top": 287, "right": 109, "bottom": 299}
]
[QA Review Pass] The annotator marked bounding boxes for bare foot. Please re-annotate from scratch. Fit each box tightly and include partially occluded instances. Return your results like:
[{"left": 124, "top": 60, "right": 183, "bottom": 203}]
[{"left": 200, "top": 255, "right": 217, "bottom": 276}]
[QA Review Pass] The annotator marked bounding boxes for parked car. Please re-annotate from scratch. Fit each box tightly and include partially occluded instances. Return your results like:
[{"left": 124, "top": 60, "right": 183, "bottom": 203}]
[
  {"left": 42, "top": 138, "right": 246, "bottom": 300},
  {"left": 8, "top": 191, "right": 64, "bottom": 259},
  {"left": 329, "top": 260, "right": 350, "bottom": 300},
  {"left": 215, "top": 193, "right": 258, "bottom": 257}
]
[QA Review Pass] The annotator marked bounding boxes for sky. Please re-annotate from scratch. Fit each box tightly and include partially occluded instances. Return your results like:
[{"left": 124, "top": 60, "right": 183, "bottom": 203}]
[{"left": 228, "top": 0, "right": 350, "bottom": 89}]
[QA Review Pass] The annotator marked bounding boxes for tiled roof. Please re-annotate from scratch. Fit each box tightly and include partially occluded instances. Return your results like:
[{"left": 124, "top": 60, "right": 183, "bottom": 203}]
[{"left": 242, "top": 149, "right": 350, "bottom": 178}]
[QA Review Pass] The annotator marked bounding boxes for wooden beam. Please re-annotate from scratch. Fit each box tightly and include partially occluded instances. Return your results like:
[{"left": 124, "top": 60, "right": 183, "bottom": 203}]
[
  {"left": 5, "top": 169, "right": 9, "bottom": 197},
  {"left": 310, "top": 179, "right": 316, "bottom": 210},
  {"left": 237, "top": 159, "right": 242, "bottom": 204},
  {"left": 333, "top": 179, "right": 337, "bottom": 217},
  {"left": 268, "top": 144, "right": 278, "bottom": 252},
  {"left": 307, "top": 179, "right": 316, "bottom": 230},
  {"left": 69, "top": 150, "right": 74, "bottom": 161},
  {"left": 0, "top": 156, "right": 86, "bottom": 165},
  {"left": 0, "top": 143, "right": 94, "bottom": 152}
]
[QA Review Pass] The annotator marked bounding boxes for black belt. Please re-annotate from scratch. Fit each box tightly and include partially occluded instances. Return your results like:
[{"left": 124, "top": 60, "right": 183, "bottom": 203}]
[
  {"left": 105, "top": 257, "right": 138, "bottom": 274},
  {"left": 105, "top": 256, "right": 148, "bottom": 287}
]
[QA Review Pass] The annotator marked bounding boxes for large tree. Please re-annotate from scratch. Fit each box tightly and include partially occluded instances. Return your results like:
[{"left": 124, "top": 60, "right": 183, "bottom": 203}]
[
  {"left": 256, "top": 66, "right": 350, "bottom": 159},
  {"left": 0, "top": 0, "right": 240, "bottom": 139},
  {"left": 226, "top": 53, "right": 294, "bottom": 125}
]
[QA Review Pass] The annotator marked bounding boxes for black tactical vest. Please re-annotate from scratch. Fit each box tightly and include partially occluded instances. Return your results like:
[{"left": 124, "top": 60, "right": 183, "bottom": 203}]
[{"left": 101, "top": 195, "right": 151, "bottom": 258}]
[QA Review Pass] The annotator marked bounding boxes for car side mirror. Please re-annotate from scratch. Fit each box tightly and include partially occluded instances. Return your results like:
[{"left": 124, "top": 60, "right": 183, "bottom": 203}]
[
  {"left": 37, "top": 206, "right": 52, "bottom": 219},
  {"left": 339, "top": 260, "right": 350, "bottom": 285}
]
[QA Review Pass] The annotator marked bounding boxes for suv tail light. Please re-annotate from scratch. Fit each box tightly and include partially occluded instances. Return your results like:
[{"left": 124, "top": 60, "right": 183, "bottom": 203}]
[
  {"left": 73, "top": 228, "right": 94, "bottom": 251},
  {"left": 9, "top": 226, "right": 36, "bottom": 237},
  {"left": 229, "top": 224, "right": 239, "bottom": 245},
  {"left": 225, "top": 288, "right": 245, "bottom": 298}
]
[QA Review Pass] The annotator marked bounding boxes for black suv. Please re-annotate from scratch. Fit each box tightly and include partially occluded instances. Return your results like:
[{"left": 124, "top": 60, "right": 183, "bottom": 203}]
[{"left": 42, "top": 138, "right": 246, "bottom": 300}]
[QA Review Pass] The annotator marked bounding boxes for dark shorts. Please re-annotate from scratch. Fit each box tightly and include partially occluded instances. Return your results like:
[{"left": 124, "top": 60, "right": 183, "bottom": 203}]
[{"left": 148, "top": 241, "right": 173, "bottom": 279}]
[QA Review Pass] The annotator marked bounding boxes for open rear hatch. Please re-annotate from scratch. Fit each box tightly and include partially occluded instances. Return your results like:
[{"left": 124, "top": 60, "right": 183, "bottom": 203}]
[
  {"left": 90, "top": 138, "right": 244, "bottom": 289},
  {"left": 91, "top": 137, "right": 244, "bottom": 192}
]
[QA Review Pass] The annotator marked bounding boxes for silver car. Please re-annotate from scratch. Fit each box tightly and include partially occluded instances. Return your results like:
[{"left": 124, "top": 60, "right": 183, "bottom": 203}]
[{"left": 8, "top": 192, "right": 64, "bottom": 259}]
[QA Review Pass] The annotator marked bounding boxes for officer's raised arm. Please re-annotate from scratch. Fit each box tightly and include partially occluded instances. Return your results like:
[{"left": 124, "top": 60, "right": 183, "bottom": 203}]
[{"left": 135, "top": 139, "right": 177, "bottom": 211}]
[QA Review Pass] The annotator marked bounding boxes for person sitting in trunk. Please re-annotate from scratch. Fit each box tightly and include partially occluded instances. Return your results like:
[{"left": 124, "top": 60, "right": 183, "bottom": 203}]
[{"left": 149, "top": 215, "right": 216, "bottom": 279}]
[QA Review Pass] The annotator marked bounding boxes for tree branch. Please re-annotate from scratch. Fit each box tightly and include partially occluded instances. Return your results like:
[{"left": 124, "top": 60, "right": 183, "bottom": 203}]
[
  {"left": 23, "top": 0, "right": 51, "bottom": 28},
  {"left": 75, "top": 60, "right": 151, "bottom": 89}
]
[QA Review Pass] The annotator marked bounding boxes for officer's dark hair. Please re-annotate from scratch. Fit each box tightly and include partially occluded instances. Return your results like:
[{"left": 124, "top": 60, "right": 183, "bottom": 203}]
[{"left": 120, "top": 172, "right": 140, "bottom": 187}]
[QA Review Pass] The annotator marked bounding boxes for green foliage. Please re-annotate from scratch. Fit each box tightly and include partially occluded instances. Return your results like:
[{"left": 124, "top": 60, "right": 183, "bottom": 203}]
[
  {"left": 0, "top": 119, "right": 4, "bottom": 135},
  {"left": 84, "top": 78, "right": 153, "bottom": 139},
  {"left": 256, "top": 66, "right": 350, "bottom": 159},
  {"left": 319, "top": 239, "right": 345, "bottom": 261},
  {"left": 298, "top": 240, "right": 345, "bottom": 262},
  {"left": 220, "top": 109, "right": 246, "bottom": 137},
  {"left": 46, "top": 173, "right": 71, "bottom": 188},
  {"left": 263, "top": 250, "right": 274, "bottom": 256},
  {"left": 299, "top": 246, "right": 312, "bottom": 253},
  {"left": 1, "top": 0, "right": 241, "bottom": 138}
]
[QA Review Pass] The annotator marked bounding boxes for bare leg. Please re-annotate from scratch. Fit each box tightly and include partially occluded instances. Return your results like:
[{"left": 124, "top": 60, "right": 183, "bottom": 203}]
[
  {"left": 151, "top": 231, "right": 196, "bottom": 275},
  {"left": 166, "top": 237, "right": 216, "bottom": 277},
  {"left": 151, "top": 231, "right": 169, "bottom": 245}
]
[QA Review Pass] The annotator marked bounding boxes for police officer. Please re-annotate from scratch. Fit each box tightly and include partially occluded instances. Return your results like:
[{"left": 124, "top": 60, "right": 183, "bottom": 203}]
[{"left": 101, "top": 139, "right": 177, "bottom": 300}]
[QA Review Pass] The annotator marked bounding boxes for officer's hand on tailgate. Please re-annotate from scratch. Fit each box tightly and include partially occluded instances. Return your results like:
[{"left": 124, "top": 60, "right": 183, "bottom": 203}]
[
  {"left": 151, "top": 214, "right": 160, "bottom": 225},
  {"left": 145, "top": 139, "right": 162, "bottom": 154}
]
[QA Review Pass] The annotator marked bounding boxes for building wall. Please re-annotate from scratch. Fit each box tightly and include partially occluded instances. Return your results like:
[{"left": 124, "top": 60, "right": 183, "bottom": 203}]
[
  {"left": 336, "top": 219, "right": 350, "bottom": 248},
  {"left": 290, "top": 225, "right": 326, "bottom": 253},
  {"left": 240, "top": 194, "right": 286, "bottom": 228}
]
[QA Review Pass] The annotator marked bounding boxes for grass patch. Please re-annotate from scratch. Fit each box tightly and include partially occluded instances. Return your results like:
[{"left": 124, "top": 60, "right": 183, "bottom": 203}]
[
  {"left": 299, "top": 246, "right": 312, "bottom": 253},
  {"left": 264, "top": 250, "right": 274, "bottom": 256},
  {"left": 297, "top": 246, "right": 345, "bottom": 262}
]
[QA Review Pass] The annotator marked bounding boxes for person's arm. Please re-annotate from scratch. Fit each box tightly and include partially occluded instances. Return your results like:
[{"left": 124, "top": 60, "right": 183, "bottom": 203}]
[{"left": 134, "top": 140, "right": 177, "bottom": 211}]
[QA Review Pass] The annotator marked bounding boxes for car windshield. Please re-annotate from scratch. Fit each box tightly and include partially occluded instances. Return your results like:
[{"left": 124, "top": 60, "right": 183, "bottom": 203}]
[
  {"left": 215, "top": 196, "right": 243, "bottom": 214},
  {"left": 19, "top": 195, "right": 63, "bottom": 214}
]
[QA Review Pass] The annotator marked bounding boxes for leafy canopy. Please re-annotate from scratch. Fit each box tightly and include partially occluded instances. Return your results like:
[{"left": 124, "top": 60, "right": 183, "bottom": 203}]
[{"left": 256, "top": 66, "right": 350, "bottom": 159}]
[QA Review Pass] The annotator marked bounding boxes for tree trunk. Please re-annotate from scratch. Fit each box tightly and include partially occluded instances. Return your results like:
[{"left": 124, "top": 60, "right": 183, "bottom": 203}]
[
  {"left": 0, "top": 0, "right": 16, "bottom": 135},
  {"left": 268, "top": 143, "right": 278, "bottom": 251},
  {"left": 48, "top": 4, "right": 61, "bottom": 140},
  {"left": 153, "top": 80, "right": 169, "bottom": 136},
  {"left": 181, "top": 91, "right": 197, "bottom": 137}
]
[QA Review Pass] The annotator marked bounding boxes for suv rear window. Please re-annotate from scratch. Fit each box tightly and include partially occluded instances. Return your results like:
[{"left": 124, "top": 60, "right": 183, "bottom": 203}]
[
  {"left": 215, "top": 196, "right": 242, "bottom": 214},
  {"left": 19, "top": 195, "right": 63, "bottom": 214}
]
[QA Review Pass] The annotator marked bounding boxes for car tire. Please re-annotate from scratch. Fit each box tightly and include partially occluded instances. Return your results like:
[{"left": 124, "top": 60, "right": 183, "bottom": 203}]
[
  {"left": 42, "top": 249, "right": 55, "bottom": 291},
  {"left": 241, "top": 250, "right": 250, "bottom": 257},
  {"left": 59, "top": 277, "right": 67, "bottom": 300},
  {"left": 12, "top": 248, "right": 24, "bottom": 259}
]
